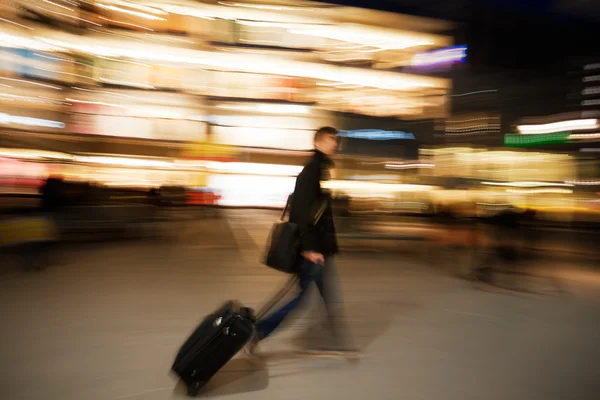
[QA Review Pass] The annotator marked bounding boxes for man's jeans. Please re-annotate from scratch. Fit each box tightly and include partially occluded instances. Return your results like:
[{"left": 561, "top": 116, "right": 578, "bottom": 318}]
[{"left": 256, "top": 256, "right": 349, "bottom": 346}]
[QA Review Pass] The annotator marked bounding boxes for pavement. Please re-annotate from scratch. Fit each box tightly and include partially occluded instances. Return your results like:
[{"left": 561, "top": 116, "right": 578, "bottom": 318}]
[{"left": 1, "top": 209, "right": 599, "bottom": 400}]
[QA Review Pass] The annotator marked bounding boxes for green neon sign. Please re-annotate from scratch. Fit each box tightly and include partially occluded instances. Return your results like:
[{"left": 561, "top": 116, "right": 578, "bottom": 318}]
[{"left": 504, "top": 132, "right": 571, "bottom": 147}]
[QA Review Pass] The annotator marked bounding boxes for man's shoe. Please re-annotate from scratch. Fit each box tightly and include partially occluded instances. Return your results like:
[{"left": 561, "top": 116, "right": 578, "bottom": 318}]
[
  {"left": 473, "top": 267, "right": 493, "bottom": 284},
  {"left": 304, "top": 347, "right": 364, "bottom": 359},
  {"left": 244, "top": 332, "right": 262, "bottom": 359}
]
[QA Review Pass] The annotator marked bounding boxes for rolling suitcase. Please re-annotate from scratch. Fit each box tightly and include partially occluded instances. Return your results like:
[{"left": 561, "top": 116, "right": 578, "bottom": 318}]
[
  {"left": 171, "top": 301, "right": 255, "bottom": 396},
  {"left": 171, "top": 276, "right": 298, "bottom": 396}
]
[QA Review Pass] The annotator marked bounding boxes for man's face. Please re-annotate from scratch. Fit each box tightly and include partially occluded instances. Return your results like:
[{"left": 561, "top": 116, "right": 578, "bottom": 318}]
[{"left": 316, "top": 133, "right": 338, "bottom": 155}]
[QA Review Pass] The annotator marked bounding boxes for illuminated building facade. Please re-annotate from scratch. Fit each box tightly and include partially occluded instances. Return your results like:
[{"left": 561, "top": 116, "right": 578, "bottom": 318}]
[{"left": 0, "top": 0, "right": 460, "bottom": 206}]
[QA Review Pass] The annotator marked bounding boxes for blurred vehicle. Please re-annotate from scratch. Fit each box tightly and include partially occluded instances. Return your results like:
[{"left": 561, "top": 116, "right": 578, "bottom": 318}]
[
  {"left": 187, "top": 188, "right": 220, "bottom": 206},
  {"left": 158, "top": 185, "right": 188, "bottom": 207},
  {"left": 0, "top": 214, "right": 59, "bottom": 270}
]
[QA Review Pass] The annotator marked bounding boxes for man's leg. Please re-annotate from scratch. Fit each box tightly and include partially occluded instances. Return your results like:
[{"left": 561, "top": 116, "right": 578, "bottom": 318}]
[
  {"left": 255, "top": 260, "right": 322, "bottom": 340},
  {"left": 472, "top": 245, "right": 499, "bottom": 283},
  {"left": 309, "top": 257, "right": 359, "bottom": 355},
  {"left": 21, "top": 241, "right": 50, "bottom": 271}
]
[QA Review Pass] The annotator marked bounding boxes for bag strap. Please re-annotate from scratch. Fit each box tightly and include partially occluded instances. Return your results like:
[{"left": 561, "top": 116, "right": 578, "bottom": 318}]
[
  {"left": 283, "top": 193, "right": 327, "bottom": 225},
  {"left": 313, "top": 199, "right": 327, "bottom": 225},
  {"left": 280, "top": 194, "right": 292, "bottom": 221}
]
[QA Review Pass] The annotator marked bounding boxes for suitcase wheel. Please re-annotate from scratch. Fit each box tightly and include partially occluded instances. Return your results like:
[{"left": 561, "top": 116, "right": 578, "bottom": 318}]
[{"left": 187, "top": 380, "right": 205, "bottom": 397}]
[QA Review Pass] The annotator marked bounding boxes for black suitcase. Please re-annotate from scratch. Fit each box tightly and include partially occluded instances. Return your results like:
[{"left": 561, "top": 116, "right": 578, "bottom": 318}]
[
  {"left": 171, "top": 301, "right": 255, "bottom": 396},
  {"left": 171, "top": 277, "right": 299, "bottom": 396}
]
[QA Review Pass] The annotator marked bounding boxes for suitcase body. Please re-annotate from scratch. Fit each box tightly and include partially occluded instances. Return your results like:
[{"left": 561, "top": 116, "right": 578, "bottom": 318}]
[{"left": 171, "top": 301, "right": 255, "bottom": 396}]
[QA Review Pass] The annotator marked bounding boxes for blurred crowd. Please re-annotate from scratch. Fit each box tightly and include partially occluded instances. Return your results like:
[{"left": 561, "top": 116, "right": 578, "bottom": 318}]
[{"left": 0, "top": 177, "right": 192, "bottom": 269}]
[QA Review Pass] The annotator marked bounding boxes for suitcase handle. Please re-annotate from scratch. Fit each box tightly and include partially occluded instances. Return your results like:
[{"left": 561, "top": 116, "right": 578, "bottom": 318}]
[{"left": 255, "top": 275, "right": 299, "bottom": 321}]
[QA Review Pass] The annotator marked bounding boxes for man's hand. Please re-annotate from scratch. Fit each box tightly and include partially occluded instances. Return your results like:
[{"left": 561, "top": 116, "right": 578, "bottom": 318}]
[{"left": 301, "top": 251, "right": 325, "bottom": 265}]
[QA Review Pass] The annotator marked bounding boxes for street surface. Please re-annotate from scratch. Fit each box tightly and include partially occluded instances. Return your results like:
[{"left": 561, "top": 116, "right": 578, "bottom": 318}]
[{"left": 0, "top": 209, "right": 599, "bottom": 400}]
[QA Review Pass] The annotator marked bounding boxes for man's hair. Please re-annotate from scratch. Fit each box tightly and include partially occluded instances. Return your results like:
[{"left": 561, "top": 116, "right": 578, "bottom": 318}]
[{"left": 314, "top": 126, "right": 338, "bottom": 143}]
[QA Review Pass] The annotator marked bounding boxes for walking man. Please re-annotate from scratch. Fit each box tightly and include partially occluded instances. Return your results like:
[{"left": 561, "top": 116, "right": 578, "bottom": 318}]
[{"left": 251, "top": 126, "right": 358, "bottom": 357}]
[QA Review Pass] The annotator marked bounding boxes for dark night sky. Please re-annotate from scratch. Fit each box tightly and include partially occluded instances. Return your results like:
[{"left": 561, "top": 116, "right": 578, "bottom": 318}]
[
  {"left": 314, "top": 0, "right": 600, "bottom": 141},
  {"left": 317, "top": 0, "right": 600, "bottom": 22},
  {"left": 317, "top": 0, "right": 600, "bottom": 73}
]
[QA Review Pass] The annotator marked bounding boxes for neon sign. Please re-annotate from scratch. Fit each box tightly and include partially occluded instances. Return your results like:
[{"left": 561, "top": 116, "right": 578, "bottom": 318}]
[
  {"left": 504, "top": 132, "right": 570, "bottom": 147},
  {"left": 411, "top": 45, "right": 467, "bottom": 68},
  {"left": 338, "top": 129, "right": 415, "bottom": 140},
  {"left": 0, "top": 113, "right": 65, "bottom": 129}
]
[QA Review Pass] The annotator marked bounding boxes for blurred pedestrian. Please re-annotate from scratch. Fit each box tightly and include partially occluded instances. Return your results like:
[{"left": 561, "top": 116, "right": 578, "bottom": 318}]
[
  {"left": 40, "top": 176, "right": 64, "bottom": 213},
  {"left": 472, "top": 207, "right": 536, "bottom": 283},
  {"left": 35, "top": 176, "right": 64, "bottom": 268},
  {"left": 433, "top": 201, "right": 482, "bottom": 278},
  {"left": 250, "top": 127, "right": 359, "bottom": 358}
]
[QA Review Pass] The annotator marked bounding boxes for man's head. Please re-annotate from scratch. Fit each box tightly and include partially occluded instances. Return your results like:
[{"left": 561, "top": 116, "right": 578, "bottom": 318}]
[{"left": 314, "top": 126, "right": 338, "bottom": 155}]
